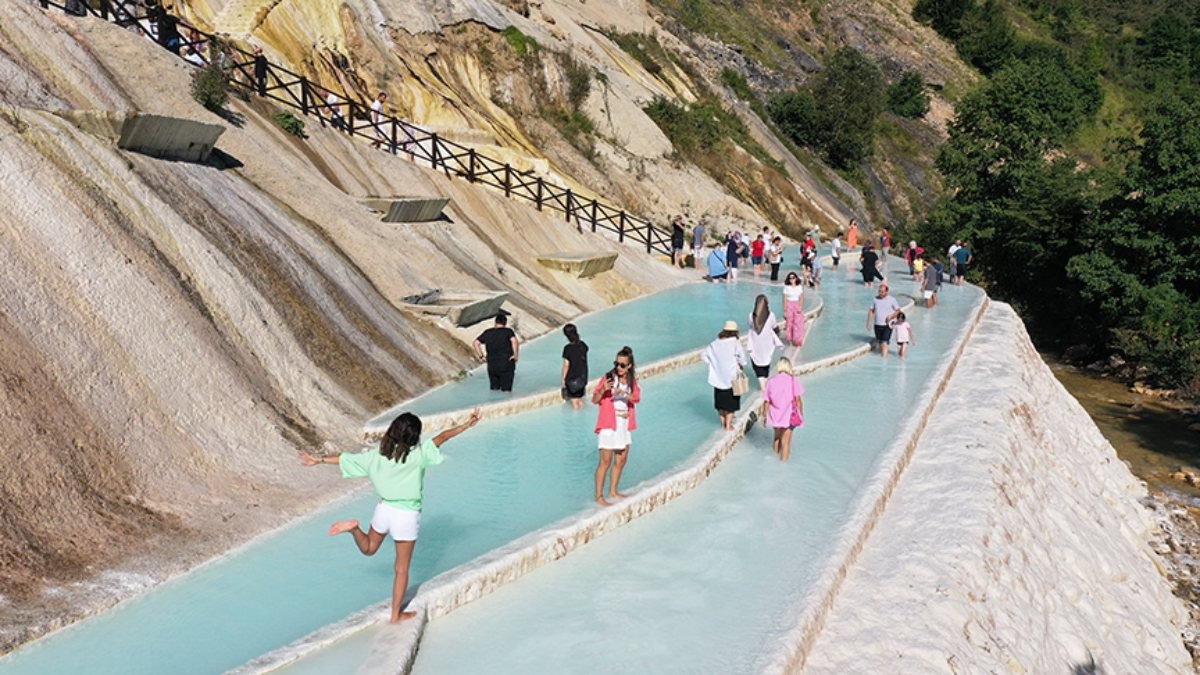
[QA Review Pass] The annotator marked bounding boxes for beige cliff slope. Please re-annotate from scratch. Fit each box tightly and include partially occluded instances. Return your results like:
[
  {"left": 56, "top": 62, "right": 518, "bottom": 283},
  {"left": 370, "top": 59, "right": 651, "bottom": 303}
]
[{"left": 0, "top": 2, "right": 690, "bottom": 648}]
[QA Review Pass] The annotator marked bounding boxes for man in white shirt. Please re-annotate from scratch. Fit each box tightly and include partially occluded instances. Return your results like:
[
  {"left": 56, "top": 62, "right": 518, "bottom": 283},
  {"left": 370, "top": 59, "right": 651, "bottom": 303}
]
[
  {"left": 866, "top": 284, "right": 903, "bottom": 357},
  {"left": 831, "top": 232, "right": 842, "bottom": 269},
  {"left": 326, "top": 91, "right": 346, "bottom": 131},
  {"left": 371, "top": 91, "right": 388, "bottom": 149}
]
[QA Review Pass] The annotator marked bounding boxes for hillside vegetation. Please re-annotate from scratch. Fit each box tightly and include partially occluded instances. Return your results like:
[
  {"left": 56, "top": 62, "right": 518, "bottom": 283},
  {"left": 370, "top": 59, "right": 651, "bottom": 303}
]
[{"left": 908, "top": 0, "right": 1200, "bottom": 390}]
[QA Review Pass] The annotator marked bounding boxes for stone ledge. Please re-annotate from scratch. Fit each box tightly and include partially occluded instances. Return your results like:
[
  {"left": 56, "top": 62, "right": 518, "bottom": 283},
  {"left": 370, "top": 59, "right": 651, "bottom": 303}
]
[
  {"left": 360, "top": 197, "right": 451, "bottom": 223},
  {"left": 401, "top": 289, "right": 507, "bottom": 328},
  {"left": 535, "top": 252, "right": 618, "bottom": 278}
]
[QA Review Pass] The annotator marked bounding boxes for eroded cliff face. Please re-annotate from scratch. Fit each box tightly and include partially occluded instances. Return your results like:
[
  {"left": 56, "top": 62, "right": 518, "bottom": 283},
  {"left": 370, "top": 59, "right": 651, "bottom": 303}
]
[
  {"left": 0, "top": 2, "right": 687, "bottom": 647},
  {"left": 805, "top": 303, "right": 1192, "bottom": 673}
]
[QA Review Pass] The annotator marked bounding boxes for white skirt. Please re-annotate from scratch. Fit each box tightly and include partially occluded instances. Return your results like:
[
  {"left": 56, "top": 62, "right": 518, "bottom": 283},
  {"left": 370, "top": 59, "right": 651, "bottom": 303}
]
[
  {"left": 598, "top": 415, "right": 632, "bottom": 450},
  {"left": 369, "top": 502, "right": 420, "bottom": 541}
]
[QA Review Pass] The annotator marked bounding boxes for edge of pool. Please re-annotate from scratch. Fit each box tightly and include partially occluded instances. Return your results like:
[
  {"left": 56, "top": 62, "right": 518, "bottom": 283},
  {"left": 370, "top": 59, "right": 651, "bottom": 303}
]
[
  {"left": 233, "top": 302, "right": 890, "bottom": 675},
  {"left": 759, "top": 288, "right": 990, "bottom": 674}
]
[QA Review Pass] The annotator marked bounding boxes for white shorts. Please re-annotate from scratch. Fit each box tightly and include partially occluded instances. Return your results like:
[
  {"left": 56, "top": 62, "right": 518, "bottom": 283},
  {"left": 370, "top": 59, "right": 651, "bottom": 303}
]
[
  {"left": 598, "top": 415, "right": 632, "bottom": 450},
  {"left": 370, "top": 502, "right": 420, "bottom": 541},
  {"left": 922, "top": 290, "right": 933, "bottom": 300}
]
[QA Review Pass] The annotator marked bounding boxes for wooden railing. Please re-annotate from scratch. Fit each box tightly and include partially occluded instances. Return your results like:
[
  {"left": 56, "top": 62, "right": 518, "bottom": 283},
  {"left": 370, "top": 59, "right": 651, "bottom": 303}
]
[{"left": 35, "top": 0, "right": 674, "bottom": 257}]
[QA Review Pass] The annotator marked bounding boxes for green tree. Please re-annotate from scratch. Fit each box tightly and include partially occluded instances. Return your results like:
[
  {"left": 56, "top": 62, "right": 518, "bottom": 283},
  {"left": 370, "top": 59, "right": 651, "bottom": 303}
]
[
  {"left": 887, "top": 71, "right": 930, "bottom": 118},
  {"left": 956, "top": 0, "right": 1017, "bottom": 74},
  {"left": 913, "top": 0, "right": 972, "bottom": 40},
  {"left": 812, "top": 47, "right": 885, "bottom": 168},
  {"left": 766, "top": 90, "right": 819, "bottom": 147}
]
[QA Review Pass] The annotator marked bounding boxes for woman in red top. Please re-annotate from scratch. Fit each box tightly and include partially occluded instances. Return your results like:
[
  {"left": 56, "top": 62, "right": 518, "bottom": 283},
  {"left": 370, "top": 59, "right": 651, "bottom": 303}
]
[{"left": 592, "top": 346, "right": 640, "bottom": 505}]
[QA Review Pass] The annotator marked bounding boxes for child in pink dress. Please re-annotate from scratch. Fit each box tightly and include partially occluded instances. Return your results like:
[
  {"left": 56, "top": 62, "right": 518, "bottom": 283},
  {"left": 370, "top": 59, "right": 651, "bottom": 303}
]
[{"left": 761, "top": 357, "right": 805, "bottom": 462}]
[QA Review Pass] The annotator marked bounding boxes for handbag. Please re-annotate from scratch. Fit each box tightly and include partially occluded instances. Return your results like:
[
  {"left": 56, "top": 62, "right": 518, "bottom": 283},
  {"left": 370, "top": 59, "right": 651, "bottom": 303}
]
[
  {"left": 732, "top": 369, "right": 750, "bottom": 397},
  {"left": 789, "top": 377, "right": 804, "bottom": 427}
]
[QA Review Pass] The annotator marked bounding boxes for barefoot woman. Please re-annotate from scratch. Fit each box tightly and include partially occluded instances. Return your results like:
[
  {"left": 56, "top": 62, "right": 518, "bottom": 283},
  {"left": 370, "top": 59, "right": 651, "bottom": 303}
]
[
  {"left": 593, "top": 346, "right": 640, "bottom": 505},
  {"left": 300, "top": 408, "right": 481, "bottom": 623}
]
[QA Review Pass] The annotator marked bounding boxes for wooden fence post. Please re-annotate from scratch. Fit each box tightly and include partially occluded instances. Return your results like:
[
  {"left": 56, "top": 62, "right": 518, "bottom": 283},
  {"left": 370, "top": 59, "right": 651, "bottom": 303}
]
[
  {"left": 504, "top": 164, "right": 512, "bottom": 197},
  {"left": 536, "top": 178, "right": 544, "bottom": 211},
  {"left": 300, "top": 78, "right": 310, "bottom": 115},
  {"left": 646, "top": 225, "right": 653, "bottom": 254},
  {"left": 430, "top": 133, "right": 441, "bottom": 169},
  {"left": 618, "top": 211, "right": 626, "bottom": 243},
  {"left": 565, "top": 189, "right": 575, "bottom": 225},
  {"left": 590, "top": 200, "right": 598, "bottom": 233},
  {"left": 468, "top": 149, "right": 478, "bottom": 183}
]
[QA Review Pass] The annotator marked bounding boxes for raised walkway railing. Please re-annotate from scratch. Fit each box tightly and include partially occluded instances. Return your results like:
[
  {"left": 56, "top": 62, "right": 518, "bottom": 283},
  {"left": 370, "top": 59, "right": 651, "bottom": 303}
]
[{"left": 35, "top": 0, "right": 674, "bottom": 257}]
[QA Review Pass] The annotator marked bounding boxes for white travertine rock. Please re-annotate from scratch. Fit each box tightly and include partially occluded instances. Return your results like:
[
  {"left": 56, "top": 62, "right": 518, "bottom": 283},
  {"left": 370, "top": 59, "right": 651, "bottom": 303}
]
[{"left": 803, "top": 303, "right": 1191, "bottom": 674}]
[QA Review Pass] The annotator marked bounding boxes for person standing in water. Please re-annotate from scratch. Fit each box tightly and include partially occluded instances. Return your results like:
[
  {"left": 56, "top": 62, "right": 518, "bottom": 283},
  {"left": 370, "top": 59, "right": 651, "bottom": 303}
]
[
  {"left": 747, "top": 294, "right": 783, "bottom": 390},
  {"left": 782, "top": 271, "right": 806, "bottom": 347},
  {"left": 831, "top": 231, "right": 843, "bottom": 270},
  {"left": 894, "top": 311, "right": 914, "bottom": 358},
  {"left": 593, "top": 346, "right": 640, "bottom": 505},
  {"left": 767, "top": 236, "right": 784, "bottom": 282},
  {"left": 847, "top": 219, "right": 859, "bottom": 249},
  {"left": 702, "top": 320, "right": 748, "bottom": 431},
  {"left": 860, "top": 243, "right": 884, "bottom": 287},
  {"left": 561, "top": 323, "right": 589, "bottom": 410},
  {"left": 761, "top": 357, "right": 805, "bottom": 461},
  {"left": 300, "top": 408, "right": 481, "bottom": 623},
  {"left": 867, "top": 283, "right": 902, "bottom": 357},
  {"left": 473, "top": 313, "right": 519, "bottom": 392}
]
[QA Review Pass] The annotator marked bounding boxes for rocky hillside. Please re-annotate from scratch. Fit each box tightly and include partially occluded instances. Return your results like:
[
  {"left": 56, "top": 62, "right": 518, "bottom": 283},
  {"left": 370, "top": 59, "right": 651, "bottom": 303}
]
[{"left": 0, "top": 0, "right": 688, "bottom": 648}]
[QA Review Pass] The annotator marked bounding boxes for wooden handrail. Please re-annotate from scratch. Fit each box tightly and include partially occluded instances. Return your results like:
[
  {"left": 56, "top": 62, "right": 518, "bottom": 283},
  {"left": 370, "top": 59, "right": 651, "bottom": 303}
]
[{"left": 34, "top": 0, "right": 674, "bottom": 258}]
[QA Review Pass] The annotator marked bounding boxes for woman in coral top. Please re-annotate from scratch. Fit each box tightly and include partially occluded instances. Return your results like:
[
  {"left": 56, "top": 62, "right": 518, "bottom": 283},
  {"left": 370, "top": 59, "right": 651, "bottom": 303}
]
[{"left": 592, "top": 345, "right": 640, "bottom": 505}]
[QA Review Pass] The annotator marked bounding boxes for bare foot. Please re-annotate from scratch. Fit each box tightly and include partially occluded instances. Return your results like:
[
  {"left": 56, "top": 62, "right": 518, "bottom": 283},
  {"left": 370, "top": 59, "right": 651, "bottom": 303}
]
[
  {"left": 389, "top": 610, "right": 418, "bottom": 624},
  {"left": 596, "top": 496, "right": 611, "bottom": 506},
  {"left": 328, "top": 520, "right": 359, "bottom": 536},
  {"left": 609, "top": 491, "right": 627, "bottom": 500}
]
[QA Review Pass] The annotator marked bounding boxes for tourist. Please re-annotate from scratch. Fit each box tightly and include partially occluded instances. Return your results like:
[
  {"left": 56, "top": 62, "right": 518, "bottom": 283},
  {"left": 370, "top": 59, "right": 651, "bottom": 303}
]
[
  {"left": 592, "top": 346, "right": 639, "bottom": 505},
  {"left": 750, "top": 234, "right": 766, "bottom": 278},
  {"left": 252, "top": 46, "right": 268, "bottom": 96},
  {"left": 561, "top": 323, "right": 589, "bottom": 410},
  {"left": 181, "top": 45, "right": 205, "bottom": 67},
  {"left": 809, "top": 250, "right": 822, "bottom": 287},
  {"left": 747, "top": 294, "right": 783, "bottom": 390},
  {"left": 922, "top": 256, "right": 939, "bottom": 307},
  {"left": 702, "top": 321, "right": 748, "bottom": 431},
  {"left": 325, "top": 91, "right": 346, "bottom": 131},
  {"left": 831, "top": 231, "right": 842, "bottom": 270},
  {"left": 904, "top": 241, "right": 922, "bottom": 276},
  {"left": 894, "top": 311, "right": 914, "bottom": 358},
  {"left": 472, "top": 313, "right": 519, "bottom": 391},
  {"left": 879, "top": 227, "right": 891, "bottom": 262},
  {"left": 670, "top": 216, "right": 686, "bottom": 269},
  {"left": 371, "top": 91, "right": 389, "bottom": 149},
  {"left": 931, "top": 255, "right": 945, "bottom": 296},
  {"left": 706, "top": 246, "right": 729, "bottom": 283},
  {"left": 847, "top": 219, "right": 859, "bottom": 249},
  {"left": 953, "top": 241, "right": 972, "bottom": 285},
  {"left": 782, "top": 271, "right": 806, "bottom": 346},
  {"left": 761, "top": 357, "right": 804, "bottom": 462},
  {"left": 767, "top": 236, "right": 784, "bottom": 282},
  {"left": 948, "top": 239, "right": 962, "bottom": 268},
  {"left": 300, "top": 407, "right": 481, "bottom": 623},
  {"left": 692, "top": 219, "right": 707, "bottom": 268},
  {"left": 800, "top": 233, "right": 816, "bottom": 278},
  {"left": 860, "top": 243, "right": 884, "bottom": 287},
  {"left": 867, "top": 283, "right": 902, "bottom": 357},
  {"left": 726, "top": 233, "right": 745, "bottom": 282}
]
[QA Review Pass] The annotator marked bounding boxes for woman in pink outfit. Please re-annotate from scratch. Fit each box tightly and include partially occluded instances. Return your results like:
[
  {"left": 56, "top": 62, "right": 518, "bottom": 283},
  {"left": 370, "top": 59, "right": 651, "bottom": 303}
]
[
  {"left": 592, "top": 346, "right": 640, "bottom": 505},
  {"left": 782, "top": 271, "right": 806, "bottom": 347},
  {"left": 761, "top": 357, "right": 805, "bottom": 461}
]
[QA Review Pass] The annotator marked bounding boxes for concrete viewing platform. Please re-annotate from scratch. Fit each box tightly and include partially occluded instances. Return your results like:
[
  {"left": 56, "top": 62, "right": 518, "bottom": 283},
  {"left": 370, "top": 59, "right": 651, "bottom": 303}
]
[
  {"left": 401, "top": 289, "right": 508, "bottom": 327},
  {"left": 535, "top": 252, "right": 618, "bottom": 278},
  {"left": 360, "top": 197, "right": 451, "bottom": 223},
  {"left": 56, "top": 110, "right": 225, "bottom": 163}
]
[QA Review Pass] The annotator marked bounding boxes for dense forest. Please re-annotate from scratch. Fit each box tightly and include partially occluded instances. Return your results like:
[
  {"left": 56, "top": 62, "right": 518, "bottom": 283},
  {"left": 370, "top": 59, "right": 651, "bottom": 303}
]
[{"left": 906, "top": 0, "right": 1200, "bottom": 391}]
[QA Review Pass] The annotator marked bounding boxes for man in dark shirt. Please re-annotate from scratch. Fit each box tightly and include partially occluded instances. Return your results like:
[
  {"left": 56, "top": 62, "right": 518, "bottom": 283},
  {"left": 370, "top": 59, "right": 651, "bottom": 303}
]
[
  {"left": 473, "top": 314, "right": 519, "bottom": 392},
  {"left": 253, "top": 46, "right": 268, "bottom": 96}
]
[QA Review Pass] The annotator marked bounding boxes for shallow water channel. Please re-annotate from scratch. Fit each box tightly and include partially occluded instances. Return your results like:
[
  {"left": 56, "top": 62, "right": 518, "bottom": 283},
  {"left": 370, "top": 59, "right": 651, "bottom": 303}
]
[{"left": 1, "top": 264, "right": 834, "bottom": 675}]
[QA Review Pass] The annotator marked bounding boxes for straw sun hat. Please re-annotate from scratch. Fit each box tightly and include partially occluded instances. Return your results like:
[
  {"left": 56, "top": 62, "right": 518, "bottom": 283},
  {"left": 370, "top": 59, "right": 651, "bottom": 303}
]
[{"left": 723, "top": 320, "right": 739, "bottom": 332}]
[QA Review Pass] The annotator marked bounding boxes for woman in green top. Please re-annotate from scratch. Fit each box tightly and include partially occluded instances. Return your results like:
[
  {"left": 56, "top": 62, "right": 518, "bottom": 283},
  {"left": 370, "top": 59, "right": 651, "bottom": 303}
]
[{"left": 300, "top": 408, "right": 481, "bottom": 623}]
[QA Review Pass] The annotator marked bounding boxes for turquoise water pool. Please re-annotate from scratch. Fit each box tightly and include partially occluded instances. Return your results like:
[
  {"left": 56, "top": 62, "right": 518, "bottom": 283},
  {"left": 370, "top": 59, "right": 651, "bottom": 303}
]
[
  {"left": 1, "top": 259, "right": 855, "bottom": 675},
  {"left": 406, "top": 273, "right": 986, "bottom": 674}
]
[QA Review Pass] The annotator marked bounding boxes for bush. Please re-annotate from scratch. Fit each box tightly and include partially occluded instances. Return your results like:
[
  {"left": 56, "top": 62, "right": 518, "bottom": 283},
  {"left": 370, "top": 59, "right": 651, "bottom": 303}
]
[
  {"left": 955, "top": 0, "right": 1016, "bottom": 74},
  {"left": 813, "top": 47, "right": 885, "bottom": 168},
  {"left": 273, "top": 110, "right": 306, "bottom": 137},
  {"left": 502, "top": 26, "right": 540, "bottom": 57},
  {"left": 561, "top": 55, "right": 592, "bottom": 112},
  {"left": 887, "top": 71, "right": 930, "bottom": 118},
  {"left": 191, "top": 63, "right": 228, "bottom": 113},
  {"left": 767, "top": 90, "right": 819, "bottom": 146},
  {"left": 720, "top": 67, "right": 754, "bottom": 101},
  {"left": 913, "top": 0, "right": 972, "bottom": 40}
]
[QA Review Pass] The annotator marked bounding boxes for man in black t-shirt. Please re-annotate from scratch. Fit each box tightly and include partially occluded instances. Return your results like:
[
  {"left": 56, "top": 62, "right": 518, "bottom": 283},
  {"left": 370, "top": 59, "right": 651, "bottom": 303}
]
[{"left": 473, "top": 314, "right": 519, "bottom": 391}]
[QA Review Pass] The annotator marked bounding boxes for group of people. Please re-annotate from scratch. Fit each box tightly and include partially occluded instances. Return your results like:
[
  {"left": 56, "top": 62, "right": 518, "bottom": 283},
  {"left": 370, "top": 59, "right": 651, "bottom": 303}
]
[{"left": 300, "top": 220, "right": 980, "bottom": 627}]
